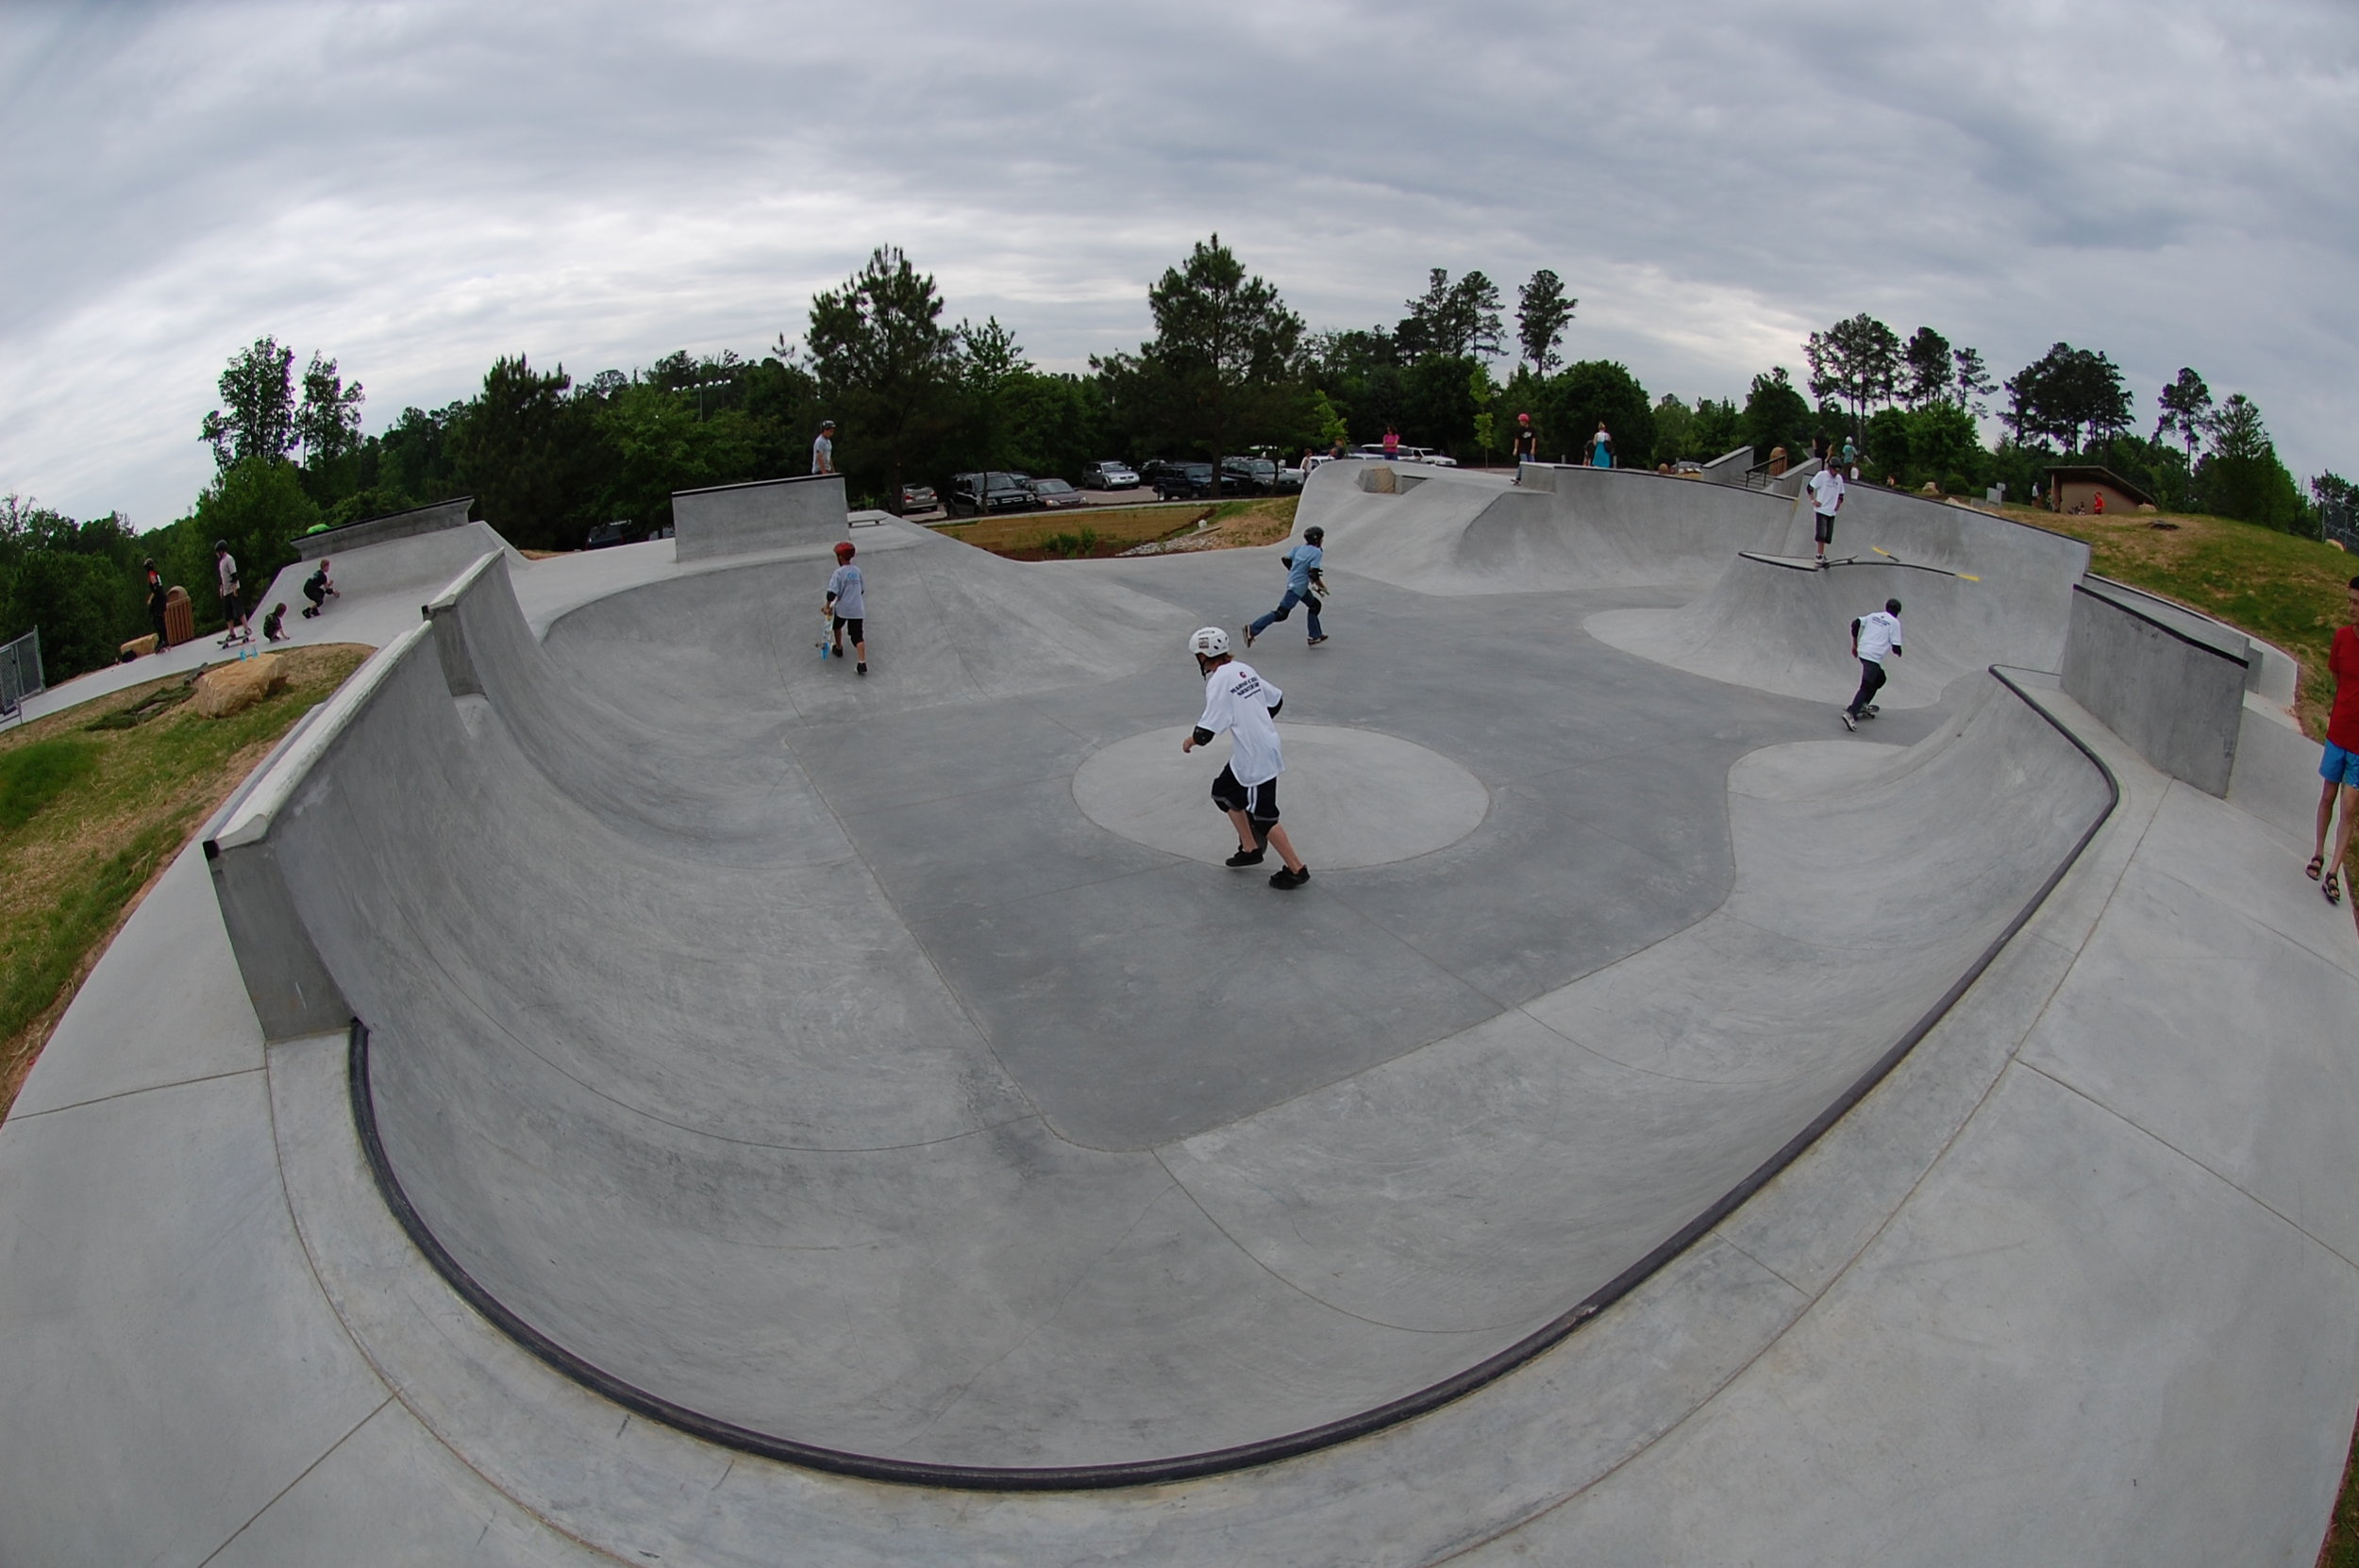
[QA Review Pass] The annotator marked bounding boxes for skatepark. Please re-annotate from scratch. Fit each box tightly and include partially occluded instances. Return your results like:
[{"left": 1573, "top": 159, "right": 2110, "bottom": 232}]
[{"left": 4, "top": 460, "right": 2358, "bottom": 1562}]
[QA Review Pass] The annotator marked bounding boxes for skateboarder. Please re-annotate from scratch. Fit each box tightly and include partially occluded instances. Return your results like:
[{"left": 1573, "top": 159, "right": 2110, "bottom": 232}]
[
  {"left": 213, "top": 540, "right": 250, "bottom": 645},
  {"left": 301, "top": 560, "right": 337, "bottom": 618},
  {"left": 811, "top": 419, "right": 837, "bottom": 475},
  {"left": 825, "top": 540, "right": 867, "bottom": 675},
  {"left": 1181, "top": 626, "right": 1310, "bottom": 890},
  {"left": 1839, "top": 598, "right": 1903, "bottom": 731},
  {"left": 1243, "top": 525, "right": 1327, "bottom": 649},
  {"left": 1512, "top": 412, "right": 1538, "bottom": 480},
  {"left": 1808, "top": 461, "right": 1847, "bottom": 564},
  {"left": 260, "top": 603, "right": 291, "bottom": 642},
  {"left": 2308, "top": 575, "right": 2359, "bottom": 907}
]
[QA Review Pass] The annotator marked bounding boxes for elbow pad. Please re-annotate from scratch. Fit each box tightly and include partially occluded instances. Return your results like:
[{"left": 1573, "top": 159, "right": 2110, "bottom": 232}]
[
  {"left": 1192, "top": 726, "right": 1216, "bottom": 746},
  {"left": 1267, "top": 698, "right": 1283, "bottom": 718}
]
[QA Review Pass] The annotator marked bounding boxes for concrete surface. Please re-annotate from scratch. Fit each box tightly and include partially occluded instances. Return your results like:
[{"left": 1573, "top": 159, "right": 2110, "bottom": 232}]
[
  {"left": 2065, "top": 576, "right": 2251, "bottom": 794},
  {"left": 672, "top": 472, "right": 849, "bottom": 560},
  {"left": 3, "top": 457, "right": 2357, "bottom": 1562},
  {"left": 293, "top": 494, "right": 477, "bottom": 560}
]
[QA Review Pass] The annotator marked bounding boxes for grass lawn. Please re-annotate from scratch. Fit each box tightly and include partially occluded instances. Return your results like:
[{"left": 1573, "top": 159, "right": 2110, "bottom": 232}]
[
  {"left": 2001, "top": 503, "right": 2355, "bottom": 738},
  {"left": 0, "top": 644, "right": 369, "bottom": 1119},
  {"left": 932, "top": 496, "right": 1298, "bottom": 559}
]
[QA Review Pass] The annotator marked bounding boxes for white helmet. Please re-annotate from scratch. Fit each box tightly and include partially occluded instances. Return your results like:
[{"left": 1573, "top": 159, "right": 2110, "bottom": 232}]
[{"left": 1189, "top": 626, "right": 1230, "bottom": 659}]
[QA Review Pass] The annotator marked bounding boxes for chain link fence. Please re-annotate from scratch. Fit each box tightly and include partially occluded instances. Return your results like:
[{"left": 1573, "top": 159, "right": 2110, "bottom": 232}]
[{"left": 0, "top": 628, "right": 44, "bottom": 726}]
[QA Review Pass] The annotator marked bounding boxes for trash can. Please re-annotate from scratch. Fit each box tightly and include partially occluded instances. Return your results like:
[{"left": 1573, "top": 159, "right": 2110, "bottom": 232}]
[{"left": 164, "top": 586, "right": 194, "bottom": 646}]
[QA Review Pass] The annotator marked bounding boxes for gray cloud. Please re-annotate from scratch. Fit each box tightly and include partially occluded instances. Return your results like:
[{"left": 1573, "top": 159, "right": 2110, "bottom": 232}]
[{"left": 3, "top": 0, "right": 2353, "bottom": 525}]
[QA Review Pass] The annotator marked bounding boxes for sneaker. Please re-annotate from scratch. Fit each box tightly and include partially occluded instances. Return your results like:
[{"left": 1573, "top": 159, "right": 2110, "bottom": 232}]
[
  {"left": 1308, "top": 635, "right": 1329, "bottom": 645},
  {"left": 1865, "top": 704, "right": 1880, "bottom": 714},
  {"left": 1840, "top": 710, "right": 1857, "bottom": 731},
  {"left": 1225, "top": 847, "right": 1265, "bottom": 867},
  {"left": 856, "top": 661, "right": 867, "bottom": 676},
  {"left": 1242, "top": 624, "right": 1257, "bottom": 649},
  {"left": 1269, "top": 865, "right": 1311, "bottom": 890},
  {"left": 1857, "top": 708, "right": 1876, "bottom": 720}
]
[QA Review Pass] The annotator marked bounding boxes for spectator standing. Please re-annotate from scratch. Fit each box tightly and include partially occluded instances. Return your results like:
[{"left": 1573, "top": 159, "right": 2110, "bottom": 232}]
[
  {"left": 1243, "top": 525, "right": 1328, "bottom": 649},
  {"left": 2308, "top": 575, "right": 2359, "bottom": 907},
  {"left": 825, "top": 540, "right": 868, "bottom": 675},
  {"left": 811, "top": 419, "right": 837, "bottom": 475},
  {"left": 1807, "top": 462, "right": 1848, "bottom": 564},
  {"left": 214, "top": 541, "right": 250, "bottom": 645},
  {"left": 1839, "top": 597, "right": 1904, "bottom": 731},
  {"left": 1180, "top": 626, "right": 1311, "bottom": 890},
  {"left": 1381, "top": 425, "right": 1400, "bottom": 459},
  {"left": 1590, "top": 423, "right": 1614, "bottom": 468},
  {"left": 142, "top": 558, "right": 171, "bottom": 654}
]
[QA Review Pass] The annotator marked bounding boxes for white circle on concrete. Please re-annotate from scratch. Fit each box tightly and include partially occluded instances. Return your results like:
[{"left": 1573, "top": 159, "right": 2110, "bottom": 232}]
[{"left": 1073, "top": 724, "right": 1490, "bottom": 870}]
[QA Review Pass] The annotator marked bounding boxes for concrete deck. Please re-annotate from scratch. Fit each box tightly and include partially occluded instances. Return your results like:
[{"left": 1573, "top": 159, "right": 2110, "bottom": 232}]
[{"left": 3, "top": 464, "right": 2356, "bottom": 1562}]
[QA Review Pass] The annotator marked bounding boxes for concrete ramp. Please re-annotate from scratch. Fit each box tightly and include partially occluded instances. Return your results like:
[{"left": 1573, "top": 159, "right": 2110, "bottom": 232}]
[
  {"left": 252, "top": 516, "right": 527, "bottom": 625},
  {"left": 203, "top": 538, "right": 2112, "bottom": 1480},
  {"left": 1587, "top": 550, "right": 2051, "bottom": 710}
]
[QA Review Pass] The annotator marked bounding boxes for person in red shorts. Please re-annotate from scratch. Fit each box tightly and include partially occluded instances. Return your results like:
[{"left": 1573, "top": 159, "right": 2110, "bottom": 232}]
[{"left": 2309, "top": 575, "right": 2359, "bottom": 908}]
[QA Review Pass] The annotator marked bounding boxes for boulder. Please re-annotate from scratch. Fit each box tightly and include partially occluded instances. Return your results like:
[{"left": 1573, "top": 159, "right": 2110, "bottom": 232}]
[
  {"left": 193, "top": 654, "right": 290, "bottom": 718},
  {"left": 2137, "top": 502, "right": 2158, "bottom": 513},
  {"left": 120, "top": 634, "right": 158, "bottom": 659}
]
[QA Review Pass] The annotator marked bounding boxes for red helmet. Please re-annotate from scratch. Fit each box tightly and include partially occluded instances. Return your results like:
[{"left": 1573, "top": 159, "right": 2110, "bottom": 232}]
[
  {"left": 1516, "top": 411, "right": 1531, "bottom": 422},
  {"left": 833, "top": 542, "right": 855, "bottom": 561}
]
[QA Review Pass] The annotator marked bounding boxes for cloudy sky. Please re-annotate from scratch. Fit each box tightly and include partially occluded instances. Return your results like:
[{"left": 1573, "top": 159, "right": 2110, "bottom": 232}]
[{"left": 3, "top": 0, "right": 2352, "bottom": 527}]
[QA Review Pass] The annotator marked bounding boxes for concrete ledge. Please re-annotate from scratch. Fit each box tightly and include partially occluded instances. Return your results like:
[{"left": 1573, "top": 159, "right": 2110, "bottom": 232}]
[
  {"left": 1697, "top": 445, "right": 1752, "bottom": 485},
  {"left": 295, "top": 497, "right": 474, "bottom": 561},
  {"left": 2063, "top": 578, "right": 2250, "bottom": 795},
  {"left": 673, "top": 474, "right": 848, "bottom": 561}
]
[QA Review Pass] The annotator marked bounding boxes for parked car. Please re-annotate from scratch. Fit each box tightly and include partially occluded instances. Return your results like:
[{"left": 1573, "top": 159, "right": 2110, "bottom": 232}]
[
  {"left": 1028, "top": 476, "right": 1087, "bottom": 509},
  {"left": 1351, "top": 443, "right": 1458, "bottom": 467},
  {"left": 1142, "top": 459, "right": 1219, "bottom": 501},
  {"left": 583, "top": 520, "right": 636, "bottom": 550},
  {"left": 945, "top": 472, "right": 1038, "bottom": 516},
  {"left": 1081, "top": 460, "right": 1140, "bottom": 490},
  {"left": 897, "top": 481, "right": 939, "bottom": 514},
  {"left": 1220, "top": 457, "right": 1280, "bottom": 494}
]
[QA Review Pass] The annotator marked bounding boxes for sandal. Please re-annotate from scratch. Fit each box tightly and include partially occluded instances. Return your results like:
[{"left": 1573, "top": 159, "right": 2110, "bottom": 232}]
[
  {"left": 2309, "top": 854, "right": 2327, "bottom": 881},
  {"left": 2328, "top": 869, "right": 2345, "bottom": 908}
]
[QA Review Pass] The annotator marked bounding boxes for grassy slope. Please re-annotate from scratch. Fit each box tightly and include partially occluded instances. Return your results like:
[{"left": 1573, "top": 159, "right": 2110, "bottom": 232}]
[
  {"left": 2006, "top": 503, "right": 2354, "bottom": 737},
  {"left": 0, "top": 645, "right": 368, "bottom": 1117}
]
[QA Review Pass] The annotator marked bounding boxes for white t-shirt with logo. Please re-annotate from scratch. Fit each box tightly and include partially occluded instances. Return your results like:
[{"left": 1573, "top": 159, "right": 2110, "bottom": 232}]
[
  {"left": 1808, "top": 466, "right": 1847, "bottom": 516},
  {"left": 1855, "top": 609, "right": 1903, "bottom": 664},
  {"left": 811, "top": 433, "right": 834, "bottom": 474},
  {"left": 1198, "top": 659, "right": 1285, "bottom": 787},
  {"left": 826, "top": 563, "right": 864, "bottom": 619}
]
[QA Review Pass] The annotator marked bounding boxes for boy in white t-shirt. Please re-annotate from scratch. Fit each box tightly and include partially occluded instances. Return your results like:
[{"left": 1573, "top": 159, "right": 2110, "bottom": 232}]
[
  {"left": 1840, "top": 598, "right": 1903, "bottom": 730},
  {"left": 824, "top": 540, "right": 867, "bottom": 675},
  {"left": 1180, "top": 626, "right": 1311, "bottom": 889},
  {"left": 811, "top": 419, "right": 836, "bottom": 475},
  {"left": 1807, "top": 464, "right": 1847, "bottom": 565}
]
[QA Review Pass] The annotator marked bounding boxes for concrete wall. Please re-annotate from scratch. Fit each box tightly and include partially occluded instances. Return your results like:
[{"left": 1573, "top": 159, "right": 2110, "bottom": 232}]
[
  {"left": 1697, "top": 445, "right": 1753, "bottom": 485},
  {"left": 673, "top": 474, "right": 848, "bottom": 562},
  {"left": 2062, "top": 578, "right": 2250, "bottom": 795},
  {"left": 295, "top": 497, "right": 474, "bottom": 561}
]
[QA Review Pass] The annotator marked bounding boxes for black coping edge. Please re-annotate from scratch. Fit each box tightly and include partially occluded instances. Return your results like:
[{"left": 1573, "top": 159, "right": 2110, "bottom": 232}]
[
  {"left": 671, "top": 472, "right": 837, "bottom": 498},
  {"left": 2070, "top": 578, "right": 2250, "bottom": 665},
  {"left": 346, "top": 669, "right": 2119, "bottom": 1493},
  {"left": 1738, "top": 550, "right": 1958, "bottom": 577}
]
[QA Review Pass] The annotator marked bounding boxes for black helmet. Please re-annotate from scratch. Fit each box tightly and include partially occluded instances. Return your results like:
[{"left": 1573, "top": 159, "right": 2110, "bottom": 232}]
[
  {"left": 1303, "top": 525, "right": 1325, "bottom": 544},
  {"left": 213, "top": 539, "right": 228, "bottom": 551}
]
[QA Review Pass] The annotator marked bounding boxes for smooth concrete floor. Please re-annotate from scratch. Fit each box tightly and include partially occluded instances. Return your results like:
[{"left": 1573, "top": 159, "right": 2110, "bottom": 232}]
[{"left": 5, "top": 470, "right": 2359, "bottom": 1564}]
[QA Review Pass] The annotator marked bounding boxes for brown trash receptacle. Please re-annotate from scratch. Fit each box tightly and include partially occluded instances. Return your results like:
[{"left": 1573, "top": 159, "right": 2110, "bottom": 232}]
[{"left": 164, "top": 586, "right": 194, "bottom": 645}]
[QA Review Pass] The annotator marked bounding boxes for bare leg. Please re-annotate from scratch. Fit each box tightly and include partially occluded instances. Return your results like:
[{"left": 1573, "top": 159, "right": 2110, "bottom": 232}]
[
  {"left": 2330, "top": 784, "right": 2359, "bottom": 884},
  {"left": 854, "top": 636, "right": 867, "bottom": 664},
  {"left": 1263, "top": 822, "right": 1306, "bottom": 875},
  {"left": 2317, "top": 777, "right": 2341, "bottom": 866}
]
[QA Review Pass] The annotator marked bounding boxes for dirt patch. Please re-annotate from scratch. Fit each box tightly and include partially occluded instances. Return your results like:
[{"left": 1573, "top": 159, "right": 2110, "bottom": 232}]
[{"left": 933, "top": 497, "right": 1300, "bottom": 560}]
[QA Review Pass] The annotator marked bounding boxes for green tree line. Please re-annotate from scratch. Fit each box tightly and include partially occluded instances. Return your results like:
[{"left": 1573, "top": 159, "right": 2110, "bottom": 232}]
[{"left": 2, "top": 236, "right": 2343, "bottom": 685}]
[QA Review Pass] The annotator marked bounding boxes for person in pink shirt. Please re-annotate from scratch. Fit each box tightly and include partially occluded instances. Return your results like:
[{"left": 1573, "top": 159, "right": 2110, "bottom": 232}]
[{"left": 2308, "top": 575, "right": 2359, "bottom": 908}]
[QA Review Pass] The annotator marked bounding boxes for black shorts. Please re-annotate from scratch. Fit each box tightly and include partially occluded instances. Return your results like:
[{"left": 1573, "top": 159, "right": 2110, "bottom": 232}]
[
  {"left": 832, "top": 615, "right": 864, "bottom": 641},
  {"left": 1814, "top": 511, "right": 1836, "bottom": 544},
  {"left": 1211, "top": 764, "right": 1279, "bottom": 824},
  {"left": 222, "top": 592, "right": 244, "bottom": 624}
]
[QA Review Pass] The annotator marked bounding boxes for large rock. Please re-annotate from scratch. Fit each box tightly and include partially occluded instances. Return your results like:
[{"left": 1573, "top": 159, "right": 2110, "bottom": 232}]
[{"left": 192, "top": 654, "right": 290, "bottom": 718}]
